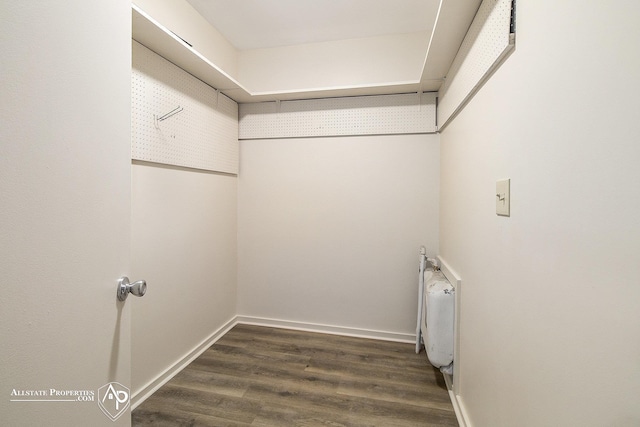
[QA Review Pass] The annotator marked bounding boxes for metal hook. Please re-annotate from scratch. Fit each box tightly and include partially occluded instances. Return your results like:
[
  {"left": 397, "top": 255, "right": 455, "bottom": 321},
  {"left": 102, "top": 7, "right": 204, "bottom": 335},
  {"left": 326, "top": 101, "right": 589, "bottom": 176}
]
[{"left": 157, "top": 106, "right": 183, "bottom": 122}]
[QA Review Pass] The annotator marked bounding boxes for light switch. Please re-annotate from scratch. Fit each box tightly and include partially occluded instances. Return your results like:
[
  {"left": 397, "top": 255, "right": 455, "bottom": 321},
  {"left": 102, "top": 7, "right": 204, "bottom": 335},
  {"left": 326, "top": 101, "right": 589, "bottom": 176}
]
[{"left": 496, "top": 179, "right": 510, "bottom": 216}]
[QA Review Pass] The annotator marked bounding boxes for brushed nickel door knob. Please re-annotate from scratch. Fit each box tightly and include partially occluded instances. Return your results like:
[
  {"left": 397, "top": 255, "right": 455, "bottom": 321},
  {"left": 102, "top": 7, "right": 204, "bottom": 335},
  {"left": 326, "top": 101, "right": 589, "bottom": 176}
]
[{"left": 117, "top": 276, "right": 147, "bottom": 301}]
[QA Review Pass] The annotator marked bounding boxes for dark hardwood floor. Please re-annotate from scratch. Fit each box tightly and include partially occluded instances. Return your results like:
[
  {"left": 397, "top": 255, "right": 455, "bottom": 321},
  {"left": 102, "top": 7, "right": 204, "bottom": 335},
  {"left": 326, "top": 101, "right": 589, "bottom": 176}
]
[{"left": 132, "top": 324, "right": 458, "bottom": 426}]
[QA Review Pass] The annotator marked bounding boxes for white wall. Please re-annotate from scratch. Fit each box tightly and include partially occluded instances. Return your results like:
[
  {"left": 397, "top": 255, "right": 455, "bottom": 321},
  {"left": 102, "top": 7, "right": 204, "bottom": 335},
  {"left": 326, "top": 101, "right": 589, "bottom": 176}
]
[
  {"left": 439, "top": 1, "right": 640, "bottom": 426},
  {"left": 129, "top": 38, "right": 239, "bottom": 405},
  {"left": 238, "top": 134, "right": 439, "bottom": 338},
  {"left": 131, "top": 163, "right": 237, "bottom": 400},
  {"left": 238, "top": 32, "right": 429, "bottom": 94}
]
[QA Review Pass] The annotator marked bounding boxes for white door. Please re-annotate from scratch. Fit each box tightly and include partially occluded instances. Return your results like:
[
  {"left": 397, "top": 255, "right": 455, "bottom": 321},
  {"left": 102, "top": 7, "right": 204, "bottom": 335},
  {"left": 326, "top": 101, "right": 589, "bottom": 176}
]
[{"left": 1, "top": 2, "right": 133, "bottom": 426}]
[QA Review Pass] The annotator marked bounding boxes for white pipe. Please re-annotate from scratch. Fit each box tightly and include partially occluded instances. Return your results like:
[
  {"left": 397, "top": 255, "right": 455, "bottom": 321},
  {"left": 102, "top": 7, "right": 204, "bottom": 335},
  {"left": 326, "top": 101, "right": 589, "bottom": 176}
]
[{"left": 416, "top": 246, "right": 427, "bottom": 353}]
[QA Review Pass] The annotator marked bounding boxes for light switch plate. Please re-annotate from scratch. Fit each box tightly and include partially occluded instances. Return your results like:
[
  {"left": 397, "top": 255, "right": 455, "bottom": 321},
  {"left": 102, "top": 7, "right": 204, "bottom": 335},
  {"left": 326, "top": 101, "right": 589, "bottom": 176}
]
[{"left": 496, "top": 179, "right": 510, "bottom": 216}]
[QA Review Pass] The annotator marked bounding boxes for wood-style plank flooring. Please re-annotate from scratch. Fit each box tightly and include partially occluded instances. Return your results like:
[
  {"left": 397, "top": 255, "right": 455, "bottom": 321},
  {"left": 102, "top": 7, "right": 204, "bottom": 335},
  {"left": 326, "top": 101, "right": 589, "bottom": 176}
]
[{"left": 132, "top": 324, "right": 458, "bottom": 426}]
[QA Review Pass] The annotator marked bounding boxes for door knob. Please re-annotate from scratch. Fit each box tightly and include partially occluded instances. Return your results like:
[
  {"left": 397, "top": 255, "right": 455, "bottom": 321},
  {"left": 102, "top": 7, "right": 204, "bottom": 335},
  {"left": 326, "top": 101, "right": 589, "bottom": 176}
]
[{"left": 117, "top": 276, "right": 147, "bottom": 301}]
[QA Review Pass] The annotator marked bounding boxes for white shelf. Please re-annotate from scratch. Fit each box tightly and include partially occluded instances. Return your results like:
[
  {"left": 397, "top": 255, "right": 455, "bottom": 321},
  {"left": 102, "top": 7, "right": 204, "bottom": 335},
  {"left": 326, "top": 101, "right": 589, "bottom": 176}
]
[
  {"left": 132, "top": 5, "right": 250, "bottom": 100},
  {"left": 131, "top": 5, "right": 431, "bottom": 103}
]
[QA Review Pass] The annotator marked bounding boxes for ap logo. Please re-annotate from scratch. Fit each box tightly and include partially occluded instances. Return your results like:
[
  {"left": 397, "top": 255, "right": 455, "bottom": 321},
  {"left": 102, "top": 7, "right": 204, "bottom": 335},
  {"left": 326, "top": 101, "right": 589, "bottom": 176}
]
[{"left": 98, "top": 382, "right": 130, "bottom": 421}]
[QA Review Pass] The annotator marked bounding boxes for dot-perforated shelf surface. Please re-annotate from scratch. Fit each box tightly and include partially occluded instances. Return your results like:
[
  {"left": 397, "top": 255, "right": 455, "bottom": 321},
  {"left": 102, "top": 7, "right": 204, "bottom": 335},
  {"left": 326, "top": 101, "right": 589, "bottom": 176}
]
[
  {"left": 239, "top": 92, "right": 437, "bottom": 140},
  {"left": 438, "top": 0, "right": 514, "bottom": 128},
  {"left": 132, "top": 41, "right": 238, "bottom": 174}
]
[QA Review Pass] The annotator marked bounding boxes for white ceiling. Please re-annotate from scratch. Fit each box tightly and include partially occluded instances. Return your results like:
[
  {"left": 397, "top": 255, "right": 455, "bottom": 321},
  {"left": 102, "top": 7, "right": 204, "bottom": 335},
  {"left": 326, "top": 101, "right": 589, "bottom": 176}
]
[{"left": 187, "top": 0, "right": 440, "bottom": 50}]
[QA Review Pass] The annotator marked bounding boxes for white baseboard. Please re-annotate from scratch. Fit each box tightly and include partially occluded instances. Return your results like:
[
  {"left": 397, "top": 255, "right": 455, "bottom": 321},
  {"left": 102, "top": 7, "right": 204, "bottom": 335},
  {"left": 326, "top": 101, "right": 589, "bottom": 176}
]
[
  {"left": 235, "top": 315, "right": 415, "bottom": 343},
  {"left": 443, "top": 373, "right": 472, "bottom": 427},
  {"left": 131, "top": 316, "right": 238, "bottom": 410}
]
